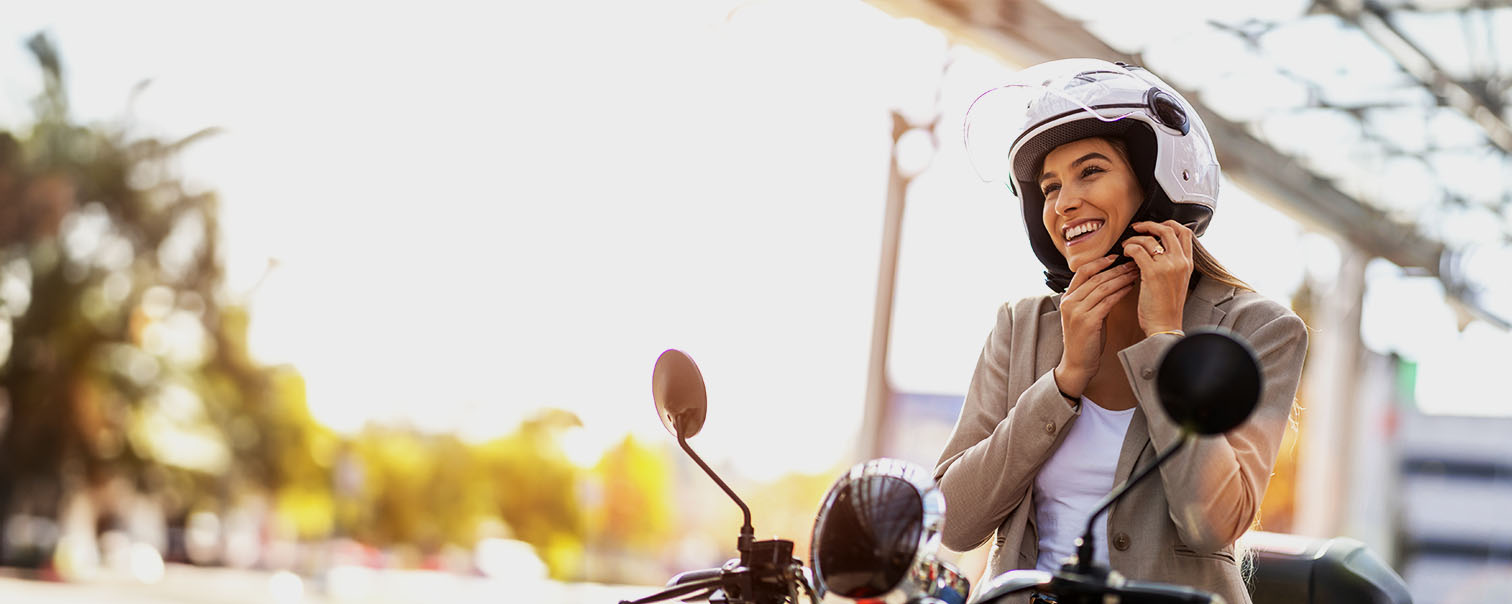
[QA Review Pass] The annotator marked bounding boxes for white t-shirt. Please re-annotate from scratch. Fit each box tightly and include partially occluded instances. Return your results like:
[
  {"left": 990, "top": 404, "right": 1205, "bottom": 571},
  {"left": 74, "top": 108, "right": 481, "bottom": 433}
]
[{"left": 1032, "top": 396, "right": 1135, "bottom": 572}]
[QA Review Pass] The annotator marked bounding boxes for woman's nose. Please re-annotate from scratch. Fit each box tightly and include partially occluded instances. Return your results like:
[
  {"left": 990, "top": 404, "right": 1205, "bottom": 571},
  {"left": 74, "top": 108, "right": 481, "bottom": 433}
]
[{"left": 1053, "top": 187, "right": 1081, "bottom": 215}]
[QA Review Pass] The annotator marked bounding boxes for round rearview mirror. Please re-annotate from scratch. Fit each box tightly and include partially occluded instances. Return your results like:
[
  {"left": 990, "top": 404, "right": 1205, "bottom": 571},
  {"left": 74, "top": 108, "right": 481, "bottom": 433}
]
[
  {"left": 1155, "top": 330, "right": 1261, "bottom": 436},
  {"left": 652, "top": 349, "right": 707, "bottom": 439}
]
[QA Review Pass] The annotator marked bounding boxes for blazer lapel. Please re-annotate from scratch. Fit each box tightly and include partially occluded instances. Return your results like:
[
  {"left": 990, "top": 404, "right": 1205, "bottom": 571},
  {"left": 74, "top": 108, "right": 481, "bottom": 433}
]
[
  {"left": 1114, "top": 406, "right": 1149, "bottom": 487},
  {"left": 1183, "top": 276, "right": 1233, "bottom": 332}
]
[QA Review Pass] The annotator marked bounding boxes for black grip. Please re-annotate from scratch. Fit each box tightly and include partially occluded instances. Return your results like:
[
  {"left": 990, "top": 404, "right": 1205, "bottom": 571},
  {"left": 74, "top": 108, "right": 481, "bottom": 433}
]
[
  {"left": 1114, "top": 579, "right": 1220, "bottom": 604},
  {"left": 619, "top": 576, "right": 724, "bottom": 604},
  {"left": 667, "top": 567, "right": 723, "bottom": 586}
]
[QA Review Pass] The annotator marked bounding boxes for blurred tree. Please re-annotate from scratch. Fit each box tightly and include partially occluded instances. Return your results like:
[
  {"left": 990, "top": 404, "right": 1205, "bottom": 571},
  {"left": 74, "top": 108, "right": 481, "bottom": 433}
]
[
  {"left": 329, "top": 411, "right": 588, "bottom": 573},
  {"left": 580, "top": 434, "right": 679, "bottom": 584},
  {"left": 423, "top": 434, "right": 494, "bottom": 546},
  {"left": 591, "top": 435, "right": 672, "bottom": 550},
  {"left": 0, "top": 32, "right": 324, "bottom": 564},
  {"left": 345, "top": 428, "right": 494, "bottom": 550},
  {"left": 351, "top": 428, "right": 431, "bottom": 545},
  {"left": 476, "top": 408, "right": 585, "bottom": 578},
  {"left": 265, "top": 368, "right": 340, "bottom": 540}
]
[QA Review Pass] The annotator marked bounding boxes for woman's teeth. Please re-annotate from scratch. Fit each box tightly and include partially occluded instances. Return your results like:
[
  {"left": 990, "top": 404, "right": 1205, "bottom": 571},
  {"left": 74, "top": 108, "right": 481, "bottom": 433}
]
[{"left": 1064, "top": 221, "right": 1103, "bottom": 243}]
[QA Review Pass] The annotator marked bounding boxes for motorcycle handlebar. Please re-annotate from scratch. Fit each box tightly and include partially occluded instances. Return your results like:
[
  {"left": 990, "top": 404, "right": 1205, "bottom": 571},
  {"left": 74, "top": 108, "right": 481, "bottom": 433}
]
[
  {"left": 973, "top": 569, "right": 1222, "bottom": 604},
  {"left": 622, "top": 561, "right": 818, "bottom": 604},
  {"left": 668, "top": 567, "right": 724, "bottom": 586},
  {"left": 620, "top": 575, "right": 726, "bottom": 604},
  {"left": 1113, "top": 580, "right": 1224, "bottom": 604}
]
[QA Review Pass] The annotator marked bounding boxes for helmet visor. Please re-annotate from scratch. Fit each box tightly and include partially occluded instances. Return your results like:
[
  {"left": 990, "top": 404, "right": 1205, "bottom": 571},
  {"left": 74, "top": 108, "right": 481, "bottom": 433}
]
[{"left": 963, "top": 59, "right": 1158, "bottom": 185}]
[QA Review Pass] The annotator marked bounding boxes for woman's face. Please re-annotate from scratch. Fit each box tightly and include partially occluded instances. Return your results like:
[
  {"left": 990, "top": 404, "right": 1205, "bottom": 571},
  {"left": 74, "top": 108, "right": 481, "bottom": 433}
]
[{"left": 1038, "top": 137, "right": 1143, "bottom": 272}]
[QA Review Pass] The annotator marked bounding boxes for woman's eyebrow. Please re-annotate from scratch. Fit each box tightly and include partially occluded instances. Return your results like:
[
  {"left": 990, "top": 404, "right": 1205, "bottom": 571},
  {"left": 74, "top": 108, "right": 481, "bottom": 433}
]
[
  {"left": 1039, "top": 152, "right": 1112, "bottom": 184},
  {"left": 1071, "top": 152, "right": 1110, "bottom": 168}
]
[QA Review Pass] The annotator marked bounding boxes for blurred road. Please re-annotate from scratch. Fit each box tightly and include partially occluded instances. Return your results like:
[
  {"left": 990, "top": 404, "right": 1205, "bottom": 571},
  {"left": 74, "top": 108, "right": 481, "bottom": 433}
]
[{"left": 0, "top": 564, "right": 652, "bottom": 603}]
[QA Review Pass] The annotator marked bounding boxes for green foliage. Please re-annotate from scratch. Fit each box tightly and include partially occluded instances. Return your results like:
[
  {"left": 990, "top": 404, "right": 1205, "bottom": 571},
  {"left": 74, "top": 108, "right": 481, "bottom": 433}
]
[
  {"left": 3, "top": 35, "right": 171, "bottom": 485},
  {"left": 472, "top": 410, "right": 586, "bottom": 576},
  {"left": 264, "top": 410, "right": 591, "bottom": 578},
  {"left": 590, "top": 435, "right": 672, "bottom": 550},
  {"left": 0, "top": 37, "right": 607, "bottom": 573},
  {"left": 0, "top": 31, "right": 309, "bottom": 538}
]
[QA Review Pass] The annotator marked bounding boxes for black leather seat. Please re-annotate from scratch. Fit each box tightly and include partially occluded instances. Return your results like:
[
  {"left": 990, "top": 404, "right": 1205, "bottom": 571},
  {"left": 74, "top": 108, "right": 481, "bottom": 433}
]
[{"left": 1242, "top": 532, "right": 1412, "bottom": 604}]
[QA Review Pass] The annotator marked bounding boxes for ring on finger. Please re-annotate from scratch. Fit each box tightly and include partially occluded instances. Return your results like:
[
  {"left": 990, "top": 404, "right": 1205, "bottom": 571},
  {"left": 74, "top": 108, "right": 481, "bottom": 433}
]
[{"left": 1152, "top": 245, "right": 1166, "bottom": 255}]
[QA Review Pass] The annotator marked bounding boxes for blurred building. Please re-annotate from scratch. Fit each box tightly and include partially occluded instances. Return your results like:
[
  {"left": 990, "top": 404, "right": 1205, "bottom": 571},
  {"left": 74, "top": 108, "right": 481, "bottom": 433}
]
[{"left": 1395, "top": 412, "right": 1512, "bottom": 600}]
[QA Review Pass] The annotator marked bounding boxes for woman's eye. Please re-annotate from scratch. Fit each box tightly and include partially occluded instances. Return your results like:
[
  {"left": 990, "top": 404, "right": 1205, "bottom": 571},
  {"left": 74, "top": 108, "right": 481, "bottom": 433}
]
[
  {"left": 1081, "top": 165, "right": 1105, "bottom": 178},
  {"left": 1041, "top": 183, "right": 1060, "bottom": 196}
]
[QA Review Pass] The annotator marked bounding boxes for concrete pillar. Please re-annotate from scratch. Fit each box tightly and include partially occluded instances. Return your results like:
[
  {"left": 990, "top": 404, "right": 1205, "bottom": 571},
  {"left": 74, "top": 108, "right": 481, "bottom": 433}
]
[
  {"left": 1294, "top": 241, "right": 1369, "bottom": 538},
  {"left": 859, "top": 111, "right": 913, "bottom": 461}
]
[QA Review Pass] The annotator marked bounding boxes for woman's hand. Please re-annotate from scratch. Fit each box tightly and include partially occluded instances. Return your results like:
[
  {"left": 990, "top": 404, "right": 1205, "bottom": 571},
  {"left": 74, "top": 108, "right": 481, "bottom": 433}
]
[
  {"left": 1054, "top": 254, "right": 1139, "bottom": 400},
  {"left": 1122, "top": 220, "right": 1195, "bottom": 336}
]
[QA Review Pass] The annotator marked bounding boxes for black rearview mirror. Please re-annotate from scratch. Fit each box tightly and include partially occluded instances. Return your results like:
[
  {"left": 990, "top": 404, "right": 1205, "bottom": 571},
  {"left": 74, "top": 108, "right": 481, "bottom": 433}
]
[{"left": 1155, "top": 330, "right": 1262, "bottom": 436}]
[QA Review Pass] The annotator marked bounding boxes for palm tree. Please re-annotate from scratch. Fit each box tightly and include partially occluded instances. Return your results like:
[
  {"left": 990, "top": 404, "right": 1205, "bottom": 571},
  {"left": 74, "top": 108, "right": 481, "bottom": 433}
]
[{"left": 0, "top": 32, "right": 305, "bottom": 567}]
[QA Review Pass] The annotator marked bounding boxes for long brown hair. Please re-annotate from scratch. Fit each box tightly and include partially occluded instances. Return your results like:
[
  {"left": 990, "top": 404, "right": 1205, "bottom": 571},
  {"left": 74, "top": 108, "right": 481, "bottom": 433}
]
[{"left": 1193, "top": 239, "right": 1251, "bottom": 292}]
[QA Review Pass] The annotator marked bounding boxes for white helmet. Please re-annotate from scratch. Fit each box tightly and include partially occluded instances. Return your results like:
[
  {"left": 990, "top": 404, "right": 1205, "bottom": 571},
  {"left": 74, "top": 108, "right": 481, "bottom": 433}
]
[{"left": 963, "top": 58, "right": 1220, "bottom": 292}]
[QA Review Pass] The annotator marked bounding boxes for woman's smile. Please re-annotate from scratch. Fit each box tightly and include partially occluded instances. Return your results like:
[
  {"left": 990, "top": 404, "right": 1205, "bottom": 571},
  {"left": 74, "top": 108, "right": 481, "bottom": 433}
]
[{"left": 1063, "top": 219, "right": 1105, "bottom": 247}]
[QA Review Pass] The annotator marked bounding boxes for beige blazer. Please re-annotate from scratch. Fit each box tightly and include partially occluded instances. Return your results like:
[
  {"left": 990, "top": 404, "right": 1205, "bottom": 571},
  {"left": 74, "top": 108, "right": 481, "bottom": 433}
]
[{"left": 934, "top": 276, "right": 1308, "bottom": 604}]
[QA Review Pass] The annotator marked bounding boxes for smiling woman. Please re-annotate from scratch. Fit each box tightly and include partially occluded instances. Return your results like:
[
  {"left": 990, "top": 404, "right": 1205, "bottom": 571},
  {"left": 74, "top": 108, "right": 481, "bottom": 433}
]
[{"left": 942, "top": 58, "right": 1309, "bottom": 603}]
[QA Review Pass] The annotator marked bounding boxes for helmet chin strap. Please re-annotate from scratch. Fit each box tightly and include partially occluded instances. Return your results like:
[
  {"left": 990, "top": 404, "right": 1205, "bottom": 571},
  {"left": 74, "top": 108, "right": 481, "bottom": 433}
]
[{"left": 1043, "top": 267, "right": 1074, "bottom": 293}]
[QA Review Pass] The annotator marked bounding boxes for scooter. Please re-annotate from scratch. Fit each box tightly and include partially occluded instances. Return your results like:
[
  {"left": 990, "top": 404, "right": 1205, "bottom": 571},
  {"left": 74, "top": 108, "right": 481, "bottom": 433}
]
[{"left": 623, "top": 331, "right": 1412, "bottom": 604}]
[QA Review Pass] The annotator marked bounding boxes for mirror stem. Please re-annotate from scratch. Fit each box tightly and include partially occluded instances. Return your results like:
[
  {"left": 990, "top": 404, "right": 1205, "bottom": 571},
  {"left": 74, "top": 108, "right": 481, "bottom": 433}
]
[
  {"left": 677, "top": 434, "right": 755, "bottom": 554},
  {"left": 1075, "top": 434, "right": 1192, "bottom": 573}
]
